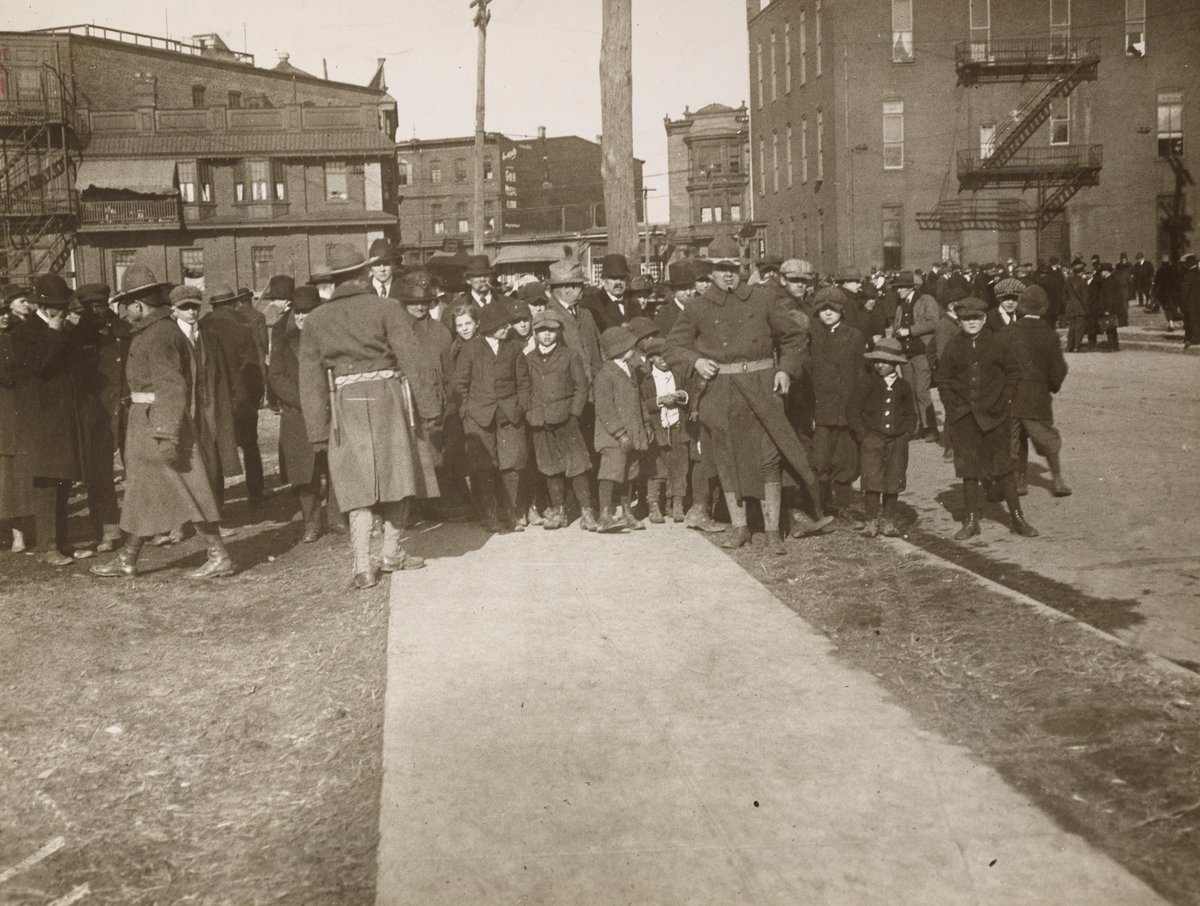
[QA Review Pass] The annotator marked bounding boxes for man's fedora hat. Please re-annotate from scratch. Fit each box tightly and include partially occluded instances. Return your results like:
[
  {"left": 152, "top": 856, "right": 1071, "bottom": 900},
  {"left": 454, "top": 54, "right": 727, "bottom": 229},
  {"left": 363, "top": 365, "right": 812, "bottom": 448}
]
[
  {"left": 463, "top": 254, "right": 495, "bottom": 278},
  {"left": 112, "top": 265, "right": 169, "bottom": 303},
  {"left": 31, "top": 274, "right": 76, "bottom": 310},
  {"left": 323, "top": 245, "right": 371, "bottom": 277},
  {"left": 292, "top": 286, "right": 323, "bottom": 313},
  {"left": 262, "top": 275, "right": 295, "bottom": 301},
  {"left": 368, "top": 238, "right": 402, "bottom": 264}
]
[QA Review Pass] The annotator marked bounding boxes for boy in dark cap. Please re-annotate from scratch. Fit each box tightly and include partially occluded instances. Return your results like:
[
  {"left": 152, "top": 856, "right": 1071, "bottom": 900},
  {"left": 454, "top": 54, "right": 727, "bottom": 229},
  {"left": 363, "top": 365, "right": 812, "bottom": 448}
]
[
  {"left": 453, "top": 299, "right": 531, "bottom": 532},
  {"left": 525, "top": 310, "right": 596, "bottom": 530},
  {"left": 810, "top": 291, "right": 865, "bottom": 516},
  {"left": 849, "top": 337, "right": 915, "bottom": 537},
  {"left": 936, "top": 296, "right": 1037, "bottom": 540},
  {"left": 593, "top": 326, "right": 649, "bottom": 532}
]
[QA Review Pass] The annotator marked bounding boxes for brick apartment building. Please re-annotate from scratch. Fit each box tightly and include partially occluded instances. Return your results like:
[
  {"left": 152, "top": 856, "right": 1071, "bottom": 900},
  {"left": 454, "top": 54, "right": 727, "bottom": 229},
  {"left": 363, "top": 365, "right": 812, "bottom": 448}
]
[
  {"left": 1, "top": 24, "right": 399, "bottom": 290},
  {"left": 745, "top": 0, "right": 1199, "bottom": 274},
  {"left": 396, "top": 128, "right": 644, "bottom": 274},
  {"left": 663, "top": 103, "right": 756, "bottom": 256}
]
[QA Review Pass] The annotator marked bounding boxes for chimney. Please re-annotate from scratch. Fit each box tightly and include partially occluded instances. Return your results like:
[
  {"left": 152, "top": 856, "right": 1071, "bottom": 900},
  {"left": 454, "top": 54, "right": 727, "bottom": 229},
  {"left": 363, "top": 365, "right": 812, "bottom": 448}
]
[
  {"left": 278, "top": 52, "right": 290, "bottom": 63},
  {"left": 537, "top": 125, "right": 546, "bottom": 139}
]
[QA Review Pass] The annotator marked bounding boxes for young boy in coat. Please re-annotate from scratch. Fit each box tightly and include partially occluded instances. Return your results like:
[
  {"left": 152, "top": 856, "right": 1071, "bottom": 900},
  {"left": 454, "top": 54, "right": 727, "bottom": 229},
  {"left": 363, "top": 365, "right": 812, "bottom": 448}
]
[
  {"left": 593, "top": 326, "right": 649, "bottom": 533},
  {"left": 524, "top": 310, "right": 597, "bottom": 530},
  {"left": 638, "top": 337, "right": 691, "bottom": 524},
  {"left": 452, "top": 301, "right": 531, "bottom": 532},
  {"left": 1008, "top": 285, "right": 1071, "bottom": 497},
  {"left": 936, "top": 296, "right": 1037, "bottom": 540},
  {"left": 809, "top": 293, "right": 865, "bottom": 516},
  {"left": 849, "top": 337, "right": 915, "bottom": 537}
]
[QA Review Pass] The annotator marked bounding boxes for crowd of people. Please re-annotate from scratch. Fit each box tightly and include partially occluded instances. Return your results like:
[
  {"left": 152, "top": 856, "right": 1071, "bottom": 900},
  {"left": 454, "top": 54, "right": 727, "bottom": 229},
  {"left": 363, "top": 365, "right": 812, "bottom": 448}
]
[{"left": 1, "top": 235, "right": 1192, "bottom": 586}]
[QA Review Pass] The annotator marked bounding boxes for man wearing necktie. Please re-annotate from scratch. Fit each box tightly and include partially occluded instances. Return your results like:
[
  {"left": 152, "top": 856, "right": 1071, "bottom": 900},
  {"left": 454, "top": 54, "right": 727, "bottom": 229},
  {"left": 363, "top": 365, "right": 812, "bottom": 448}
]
[
  {"left": 368, "top": 238, "right": 402, "bottom": 298},
  {"left": 441, "top": 255, "right": 499, "bottom": 329}
]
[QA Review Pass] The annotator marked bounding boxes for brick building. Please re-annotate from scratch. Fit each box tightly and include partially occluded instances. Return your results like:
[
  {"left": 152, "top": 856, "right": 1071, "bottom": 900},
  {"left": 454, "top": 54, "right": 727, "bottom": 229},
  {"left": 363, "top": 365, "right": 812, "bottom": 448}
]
[
  {"left": 745, "top": 0, "right": 1200, "bottom": 274},
  {"left": 1, "top": 24, "right": 399, "bottom": 289},
  {"left": 663, "top": 103, "right": 756, "bottom": 255},
  {"left": 396, "top": 128, "right": 644, "bottom": 273}
]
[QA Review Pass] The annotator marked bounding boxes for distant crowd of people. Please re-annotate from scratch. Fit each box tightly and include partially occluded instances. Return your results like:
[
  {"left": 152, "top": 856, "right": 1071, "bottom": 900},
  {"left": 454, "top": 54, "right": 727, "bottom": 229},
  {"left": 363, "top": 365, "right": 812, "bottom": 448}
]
[{"left": 3, "top": 236, "right": 1193, "bottom": 585}]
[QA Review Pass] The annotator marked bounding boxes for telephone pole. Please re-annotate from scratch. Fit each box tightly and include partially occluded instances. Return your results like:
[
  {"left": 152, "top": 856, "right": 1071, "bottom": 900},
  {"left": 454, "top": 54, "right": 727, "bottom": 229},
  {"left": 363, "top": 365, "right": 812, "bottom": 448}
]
[
  {"left": 471, "top": 0, "right": 491, "bottom": 255},
  {"left": 599, "top": 0, "right": 638, "bottom": 269}
]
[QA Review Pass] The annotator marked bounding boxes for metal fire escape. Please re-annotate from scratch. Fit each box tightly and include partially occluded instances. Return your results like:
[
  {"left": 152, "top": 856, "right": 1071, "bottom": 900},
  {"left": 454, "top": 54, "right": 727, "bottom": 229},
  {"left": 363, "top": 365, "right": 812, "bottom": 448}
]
[
  {"left": 917, "top": 36, "right": 1102, "bottom": 247},
  {"left": 0, "top": 50, "right": 82, "bottom": 280}
]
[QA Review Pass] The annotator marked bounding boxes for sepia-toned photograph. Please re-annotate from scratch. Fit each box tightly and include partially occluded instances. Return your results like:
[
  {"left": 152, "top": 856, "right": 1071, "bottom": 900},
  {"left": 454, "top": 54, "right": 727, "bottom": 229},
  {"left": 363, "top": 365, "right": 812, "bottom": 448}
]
[{"left": 1, "top": 1, "right": 1198, "bottom": 903}]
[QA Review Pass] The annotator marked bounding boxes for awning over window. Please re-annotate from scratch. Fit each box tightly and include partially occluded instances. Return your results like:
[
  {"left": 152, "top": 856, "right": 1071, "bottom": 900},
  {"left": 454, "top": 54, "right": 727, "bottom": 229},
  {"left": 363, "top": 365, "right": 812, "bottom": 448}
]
[
  {"left": 76, "top": 159, "right": 177, "bottom": 195},
  {"left": 493, "top": 243, "right": 575, "bottom": 266}
]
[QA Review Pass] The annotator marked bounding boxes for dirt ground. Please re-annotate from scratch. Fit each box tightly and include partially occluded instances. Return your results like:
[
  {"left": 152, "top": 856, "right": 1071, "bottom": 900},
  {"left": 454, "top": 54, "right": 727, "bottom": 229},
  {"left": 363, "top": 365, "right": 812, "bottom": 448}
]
[
  {"left": 725, "top": 528, "right": 1200, "bottom": 906},
  {"left": 2, "top": 410, "right": 1198, "bottom": 904}
]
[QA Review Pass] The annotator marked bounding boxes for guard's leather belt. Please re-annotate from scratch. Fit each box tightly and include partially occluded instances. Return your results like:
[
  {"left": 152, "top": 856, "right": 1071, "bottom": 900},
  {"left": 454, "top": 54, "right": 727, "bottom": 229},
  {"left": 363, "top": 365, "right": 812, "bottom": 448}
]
[
  {"left": 714, "top": 358, "right": 774, "bottom": 375},
  {"left": 334, "top": 369, "right": 398, "bottom": 387}
]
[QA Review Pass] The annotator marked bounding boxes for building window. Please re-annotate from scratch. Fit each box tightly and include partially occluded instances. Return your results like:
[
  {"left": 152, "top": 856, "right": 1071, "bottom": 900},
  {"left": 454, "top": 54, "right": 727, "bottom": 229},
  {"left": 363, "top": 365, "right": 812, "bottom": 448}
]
[
  {"left": 177, "top": 161, "right": 211, "bottom": 204},
  {"left": 701, "top": 206, "right": 712, "bottom": 224},
  {"left": 892, "top": 0, "right": 913, "bottom": 63},
  {"left": 484, "top": 158, "right": 494, "bottom": 180},
  {"left": 1050, "top": 0, "right": 1070, "bottom": 57},
  {"left": 801, "top": 116, "right": 809, "bottom": 183},
  {"left": 236, "top": 160, "right": 273, "bottom": 202},
  {"left": 111, "top": 249, "right": 136, "bottom": 290},
  {"left": 506, "top": 198, "right": 518, "bottom": 209},
  {"left": 698, "top": 144, "right": 723, "bottom": 177},
  {"left": 883, "top": 100, "right": 904, "bottom": 169},
  {"left": 730, "top": 204, "right": 742, "bottom": 221},
  {"left": 758, "top": 137, "right": 766, "bottom": 195},
  {"left": 770, "top": 31, "right": 778, "bottom": 102},
  {"left": 227, "top": 90, "right": 241, "bottom": 109},
  {"left": 1049, "top": 99, "right": 1070, "bottom": 145},
  {"left": 799, "top": 11, "right": 807, "bottom": 86},
  {"left": 756, "top": 41, "right": 764, "bottom": 109},
  {"left": 325, "top": 161, "right": 349, "bottom": 201},
  {"left": 251, "top": 247, "right": 274, "bottom": 291},
  {"left": 430, "top": 160, "right": 443, "bottom": 184},
  {"left": 454, "top": 158, "right": 468, "bottom": 183},
  {"left": 1126, "top": 0, "right": 1146, "bottom": 56},
  {"left": 398, "top": 160, "right": 410, "bottom": 186},
  {"left": 180, "top": 248, "right": 205, "bottom": 288},
  {"left": 882, "top": 205, "right": 903, "bottom": 270},
  {"left": 786, "top": 124, "right": 794, "bottom": 187},
  {"left": 1158, "top": 91, "right": 1183, "bottom": 157},
  {"left": 816, "top": 110, "right": 824, "bottom": 180},
  {"left": 456, "top": 201, "right": 469, "bottom": 234},
  {"left": 815, "top": 0, "right": 823, "bottom": 76},
  {"left": 431, "top": 203, "right": 445, "bottom": 235},
  {"left": 484, "top": 199, "right": 496, "bottom": 232},
  {"left": 784, "top": 22, "right": 792, "bottom": 93},
  {"left": 969, "top": 0, "right": 990, "bottom": 60},
  {"left": 191, "top": 85, "right": 206, "bottom": 108},
  {"left": 772, "top": 132, "right": 780, "bottom": 192},
  {"left": 980, "top": 123, "right": 996, "bottom": 158}
]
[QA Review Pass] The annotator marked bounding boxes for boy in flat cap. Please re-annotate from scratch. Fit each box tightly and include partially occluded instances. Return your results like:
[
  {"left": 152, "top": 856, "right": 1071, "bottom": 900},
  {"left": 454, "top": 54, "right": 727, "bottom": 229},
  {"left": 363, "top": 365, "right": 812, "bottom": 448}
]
[
  {"left": 453, "top": 299, "right": 531, "bottom": 533},
  {"left": 849, "top": 337, "right": 915, "bottom": 537},
  {"left": 525, "top": 310, "right": 596, "bottom": 530},
  {"left": 593, "top": 326, "right": 649, "bottom": 532},
  {"left": 936, "top": 296, "right": 1038, "bottom": 540},
  {"left": 809, "top": 291, "right": 866, "bottom": 516}
]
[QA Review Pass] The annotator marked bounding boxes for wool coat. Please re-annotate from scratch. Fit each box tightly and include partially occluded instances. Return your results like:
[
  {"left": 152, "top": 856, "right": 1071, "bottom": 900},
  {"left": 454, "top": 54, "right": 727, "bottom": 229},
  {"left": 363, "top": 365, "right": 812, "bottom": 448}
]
[
  {"left": 1063, "top": 274, "right": 1089, "bottom": 319},
  {"left": 664, "top": 282, "right": 812, "bottom": 498},
  {"left": 299, "top": 282, "right": 442, "bottom": 511},
  {"left": 582, "top": 286, "right": 634, "bottom": 332},
  {"left": 525, "top": 342, "right": 589, "bottom": 427},
  {"left": 1007, "top": 317, "right": 1068, "bottom": 421},
  {"left": 593, "top": 360, "right": 648, "bottom": 452},
  {"left": 548, "top": 298, "right": 603, "bottom": 380},
  {"left": 201, "top": 306, "right": 258, "bottom": 473},
  {"left": 119, "top": 307, "right": 224, "bottom": 536},
  {"left": 0, "top": 326, "right": 34, "bottom": 518},
  {"left": 810, "top": 322, "right": 866, "bottom": 426},
  {"left": 892, "top": 292, "right": 939, "bottom": 358},
  {"left": 935, "top": 329, "right": 1019, "bottom": 432},
  {"left": 267, "top": 321, "right": 318, "bottom": 486},
  {"left": 453, "top": 335, "right": 531, "bottom": 472},
  {"left": 22, "top": 315, "right": 83, "bottom": 482}
]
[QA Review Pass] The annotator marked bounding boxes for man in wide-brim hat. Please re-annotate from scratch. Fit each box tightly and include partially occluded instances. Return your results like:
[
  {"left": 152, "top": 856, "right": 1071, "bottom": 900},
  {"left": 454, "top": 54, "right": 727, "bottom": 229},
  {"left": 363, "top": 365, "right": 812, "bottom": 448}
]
[
  {"left": 664, "top": 234, "right": 833, "bottom": 553},
  {"left": 298, "top": 244, "right": 445, "bottom": 589},
  {"left": 91, "top": 272, "right": 238, "bottom": 580}
]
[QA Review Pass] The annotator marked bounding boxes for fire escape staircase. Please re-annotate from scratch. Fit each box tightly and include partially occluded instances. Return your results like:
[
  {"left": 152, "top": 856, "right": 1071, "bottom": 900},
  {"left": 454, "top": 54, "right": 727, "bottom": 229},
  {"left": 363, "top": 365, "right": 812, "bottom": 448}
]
[
  {"left": 0, "top": 61, "right": 82, "bottom": 280},
  {"left": 917, "top": 37, "right": 1102, "bottom": 234}
]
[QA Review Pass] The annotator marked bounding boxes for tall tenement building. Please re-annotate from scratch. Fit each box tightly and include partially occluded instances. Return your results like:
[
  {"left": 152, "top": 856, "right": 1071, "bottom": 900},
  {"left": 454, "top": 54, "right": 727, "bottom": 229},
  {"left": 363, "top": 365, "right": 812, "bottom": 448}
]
[
  {"left": 1, "top": 25, "right": 399, "bottom": 289},
  {"left": 663, "top": 103, "right": 755, "bottom": 256},
  {"left": 745, "top": 0, "right": 1199, "bottom": 274}
]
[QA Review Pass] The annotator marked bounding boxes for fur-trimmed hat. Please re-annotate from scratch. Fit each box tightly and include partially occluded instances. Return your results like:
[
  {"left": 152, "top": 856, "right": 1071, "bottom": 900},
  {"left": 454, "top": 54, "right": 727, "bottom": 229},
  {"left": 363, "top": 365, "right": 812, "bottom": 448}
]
[{"left": 600, "top": 326, "right": 637, "bottom": 359}]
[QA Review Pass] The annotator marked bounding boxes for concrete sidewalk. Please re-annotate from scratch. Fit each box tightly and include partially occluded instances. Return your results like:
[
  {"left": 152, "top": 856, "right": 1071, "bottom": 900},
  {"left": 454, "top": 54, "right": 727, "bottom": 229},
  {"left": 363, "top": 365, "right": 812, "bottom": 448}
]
[{"left": 375, "top": 523, "right": 1164, "bottom": 905}]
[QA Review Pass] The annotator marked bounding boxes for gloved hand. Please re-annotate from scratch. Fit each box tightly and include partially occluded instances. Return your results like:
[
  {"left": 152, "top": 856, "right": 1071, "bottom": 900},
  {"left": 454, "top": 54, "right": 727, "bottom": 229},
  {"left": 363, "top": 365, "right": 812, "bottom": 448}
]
[{"left": 156, "top": 437, "right": 179, "bottom": 467}]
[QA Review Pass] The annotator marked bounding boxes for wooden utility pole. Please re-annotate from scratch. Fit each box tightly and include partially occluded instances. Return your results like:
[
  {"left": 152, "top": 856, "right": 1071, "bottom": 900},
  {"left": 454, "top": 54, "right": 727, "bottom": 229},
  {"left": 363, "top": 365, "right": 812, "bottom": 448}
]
[
  {"left": 600, "top": 0, "right": 638, "bottom": 269},
  {"left": 471, "top": 0, "right": 491, "bottom": 254}
]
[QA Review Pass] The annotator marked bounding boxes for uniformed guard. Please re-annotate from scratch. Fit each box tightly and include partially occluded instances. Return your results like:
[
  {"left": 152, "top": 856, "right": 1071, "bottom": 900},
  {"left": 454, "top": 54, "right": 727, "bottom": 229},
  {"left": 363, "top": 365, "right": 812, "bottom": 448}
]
[
  {"left": 298, "top": 245, "right": 443, "bottom": 590},
  {"left": 91, "top": 272, "right": 236, "bottom": 579},
  {"left": 664, "top": 235, "right": 833, "bottom": 553}
]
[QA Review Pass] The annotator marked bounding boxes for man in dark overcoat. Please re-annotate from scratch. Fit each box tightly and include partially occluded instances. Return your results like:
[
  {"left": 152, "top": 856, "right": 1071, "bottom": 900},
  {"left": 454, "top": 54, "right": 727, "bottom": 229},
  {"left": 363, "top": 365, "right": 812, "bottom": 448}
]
[
  {"left": 1007, "top": 286, "right": 1071, "bottom": 498},
  {"left": 1153, "top": 255, "right": 1182, "bottom": 330},
  {"left": 664, "top": 235, "right": 832, "bottom": 552},
  {"left": 582, "top": 253, "right": 633, "bottom": 331},
  {"left": 441, "top": 255, "right": 501, "bottom": 331},
  {"left": 0, "top": 288, "right": 36, "bottom": 542},
  {"left": 23, "top": 275, "right": 84, "bottom": 566},
  {"left": 547, "top": 257, "right": 603, "bottom": 381},
  {"left": 1132, "top": 252, "right": 1154, "bottom": 309},
  {"left": 299, "top": 245, "right": 443, "bottom": 589},
  {"left": 91, "top": 273, "right": 235, "bottom": 579},
  {"left": 202, "top": 285, "right": 260, "bottom": 504},
  {"left": 1180, "top": 255, "right": 1200, "bottom": 348}
]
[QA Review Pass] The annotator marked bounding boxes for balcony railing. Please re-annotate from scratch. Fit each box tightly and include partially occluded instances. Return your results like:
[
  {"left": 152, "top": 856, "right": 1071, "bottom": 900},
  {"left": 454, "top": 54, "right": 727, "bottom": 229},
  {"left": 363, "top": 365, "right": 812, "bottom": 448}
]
[
  {"left": 80, "top": 198, "right": 181, "bottom": 226},
  {"left": 958, "top": 144, "right": 1103, "bottom": 186},
  {"left": 34, "top": 24, "right": 255, "bottom": 65},
  {"left": 956, "top": 36, "right": 1101, "bottom": 68},
  {"left": 0, "top": 189, "right": 79, "bottom": 218}
]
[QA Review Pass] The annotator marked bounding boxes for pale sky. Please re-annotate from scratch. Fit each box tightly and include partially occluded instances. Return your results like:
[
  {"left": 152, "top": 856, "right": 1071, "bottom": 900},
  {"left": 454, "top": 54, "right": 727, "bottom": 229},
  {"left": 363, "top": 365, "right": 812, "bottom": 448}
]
[{"left": 2, "top": 1, "right": 752, "bottom": 222}]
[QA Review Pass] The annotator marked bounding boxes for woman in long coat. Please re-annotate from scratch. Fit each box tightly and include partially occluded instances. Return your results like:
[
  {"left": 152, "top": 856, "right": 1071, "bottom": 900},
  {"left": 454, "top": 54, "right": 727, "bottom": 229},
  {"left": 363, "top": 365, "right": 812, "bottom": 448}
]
[{"left": 91, "top": 274, "right": 235, "bottom": 579}]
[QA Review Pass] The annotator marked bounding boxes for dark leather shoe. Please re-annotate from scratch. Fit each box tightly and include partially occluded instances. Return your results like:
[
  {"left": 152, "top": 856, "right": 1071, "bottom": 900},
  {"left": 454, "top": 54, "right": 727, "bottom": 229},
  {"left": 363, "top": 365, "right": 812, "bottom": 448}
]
[
  {"left": 579, "top": 508, "right": 600, "bottom": 532},
  {"left": 685, "top": 505, "right": 724, "bottom": 533},
  {"left": 1010, "top": 513, "right": 1040, "bottom": 537},
  {"left": 185, "top": 555, "right": 235, "bottom": 580},
  {"left": 765, "top": 531, "right": 788, "bottom": 556},
  {"left": 301, "top": 524, "right": 321, "bottom": 543},
  {"left": 91, "top": 551, "right": 138, "bottom": 578},
  {"left": 953, "top": 516, "right": 981, "bottom": 541},
  {"left": 879, "top": 518, "right": 902, "bottom": 538},
  {"left": 379, "top": 553, "right": 425, "bottom": 572},
  {"left": 352, "top": 570, "right": 378, "bottom": 590},
  {"left": 721, "top": 526, "right": 751, "bottom": 549},
  {"left": 41, "top": 551, "right": 74, "bottom": 567}
]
